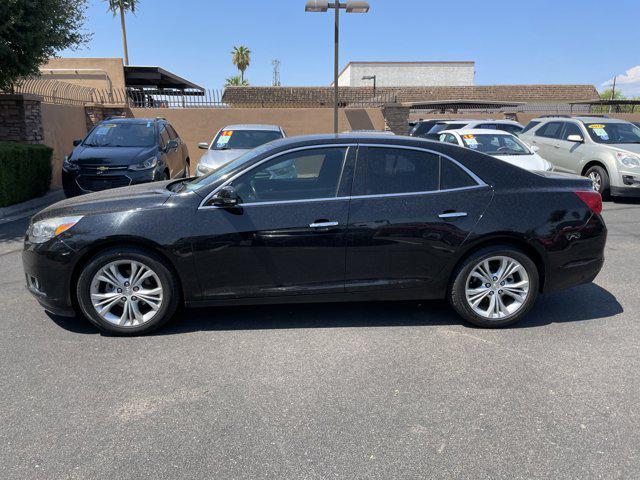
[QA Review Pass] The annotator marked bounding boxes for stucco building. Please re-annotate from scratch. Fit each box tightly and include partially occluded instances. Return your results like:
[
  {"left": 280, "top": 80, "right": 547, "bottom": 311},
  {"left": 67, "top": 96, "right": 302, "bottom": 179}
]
[{"left": 336, "top": 61, "right": 475, "bottom": 87}]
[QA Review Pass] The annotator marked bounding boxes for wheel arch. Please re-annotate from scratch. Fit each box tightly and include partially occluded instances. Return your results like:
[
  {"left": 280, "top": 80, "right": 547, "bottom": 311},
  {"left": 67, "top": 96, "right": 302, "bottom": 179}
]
[
  {"left": 448, "top": 234, "right": 547, "bottom": 293},
  {"left": 69, "top": 236, "right": 185, "bottom": 310},
  {"left": 581, "top": 159, "right": 609, "bottom": 177}
]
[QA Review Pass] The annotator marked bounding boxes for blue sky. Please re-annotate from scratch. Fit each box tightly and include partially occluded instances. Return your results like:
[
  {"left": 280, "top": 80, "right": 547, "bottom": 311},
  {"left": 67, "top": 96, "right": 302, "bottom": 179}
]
[{"left": 61, "top": 0, "right": 640, "bottom": 94}]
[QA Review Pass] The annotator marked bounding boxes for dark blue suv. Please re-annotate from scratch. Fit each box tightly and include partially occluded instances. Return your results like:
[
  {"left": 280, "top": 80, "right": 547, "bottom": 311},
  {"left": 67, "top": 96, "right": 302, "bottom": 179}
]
[{"left": 62, "top": 117, "right": 190, "bottom": 197}]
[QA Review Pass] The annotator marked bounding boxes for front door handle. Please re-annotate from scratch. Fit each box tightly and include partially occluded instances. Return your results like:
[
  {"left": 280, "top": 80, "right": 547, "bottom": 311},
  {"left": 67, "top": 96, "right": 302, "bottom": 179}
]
[
  {"left": 438, "top": 212, "right": 468, "bottom": 219},
  {"left": 309, "top": 221, "right": 339, "bottom": 228},
  {"left": 553, "top": 144, "right": 560, "bottom": 149}
]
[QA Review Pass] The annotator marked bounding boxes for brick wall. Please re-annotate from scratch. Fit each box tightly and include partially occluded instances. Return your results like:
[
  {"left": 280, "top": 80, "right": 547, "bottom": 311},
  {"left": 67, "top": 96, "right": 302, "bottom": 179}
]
[
  {"left": 0, "top": 94, "right": 44, "bottom": 143},
  {"left": 84, "top": 103, "right": 132, "bottom": 130},
  {"left": 382, "top": 104, "right": 411, "bottom": 135}
]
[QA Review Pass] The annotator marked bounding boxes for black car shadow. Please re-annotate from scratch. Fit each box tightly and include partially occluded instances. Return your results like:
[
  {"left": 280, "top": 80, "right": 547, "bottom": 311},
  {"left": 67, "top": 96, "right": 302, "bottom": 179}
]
[{"left": 47, "top": 282, "right": 623, "bottom": 336}]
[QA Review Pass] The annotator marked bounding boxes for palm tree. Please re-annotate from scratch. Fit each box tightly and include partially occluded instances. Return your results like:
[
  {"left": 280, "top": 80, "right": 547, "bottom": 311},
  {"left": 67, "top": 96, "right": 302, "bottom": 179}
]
[
  {"left": 105, "top": 0, "right": 140, "bottom": 65},
  {"left": 225, "top": 75, "right": 249, "bottom": 87},
  {"left": 231, "top": 46, "right": 251, "bottom": 83}
]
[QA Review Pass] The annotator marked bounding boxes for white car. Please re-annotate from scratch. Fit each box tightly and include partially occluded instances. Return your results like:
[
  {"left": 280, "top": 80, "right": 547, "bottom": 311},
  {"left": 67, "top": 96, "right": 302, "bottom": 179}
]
[
  {"left": 438, "top": 129, "right": 554, "bottom": 171},
  {"left": 196, "top": 124, "right": 286, "bottom": 176},
  {"left": 425, "top": 119, "right": 524, "bottom": 138}
]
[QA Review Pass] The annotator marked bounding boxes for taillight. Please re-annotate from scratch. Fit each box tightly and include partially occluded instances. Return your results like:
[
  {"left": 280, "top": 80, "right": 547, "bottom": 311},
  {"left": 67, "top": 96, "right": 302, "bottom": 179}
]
[{"left": 574, "top": 190, "right": 602, "bottom": 215}]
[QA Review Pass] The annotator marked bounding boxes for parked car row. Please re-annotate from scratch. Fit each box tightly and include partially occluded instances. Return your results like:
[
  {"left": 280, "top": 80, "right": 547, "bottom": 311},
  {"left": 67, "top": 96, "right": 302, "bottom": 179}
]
[{"left": 26, "top": 131, "right": 606, "bottom": 335}]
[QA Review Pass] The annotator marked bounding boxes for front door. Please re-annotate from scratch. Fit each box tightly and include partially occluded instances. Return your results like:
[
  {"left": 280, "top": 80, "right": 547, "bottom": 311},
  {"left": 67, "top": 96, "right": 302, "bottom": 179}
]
[
  {"left": 345, "top": 146, "right": 493, "bottom": 292},
  {"left": 192, "top": 146, "right": 354, "bottom": 299},
  {"left": 554, "top": 122, "right": 586, "bottom": 174}
]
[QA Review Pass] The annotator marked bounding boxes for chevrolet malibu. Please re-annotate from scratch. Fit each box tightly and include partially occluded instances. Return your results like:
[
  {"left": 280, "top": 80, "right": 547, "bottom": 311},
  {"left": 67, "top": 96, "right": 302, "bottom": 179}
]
[{"left": 23, "top": 134, "right": 606, "bottom": 335}]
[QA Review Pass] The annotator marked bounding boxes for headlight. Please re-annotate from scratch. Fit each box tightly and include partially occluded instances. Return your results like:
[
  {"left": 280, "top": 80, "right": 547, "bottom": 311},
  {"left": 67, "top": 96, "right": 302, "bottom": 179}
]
[
  {"left": 618, "top": 156, "right": 640, "bottom": 168},
  {"left": 27, "top": 216, "right": 83, "bottom": 244},
  {"left": 129, "top": 156, "right": 158, "bottom": 171},
  {"left": 196, "top": 163, "right": 214, "bottom": 175},
  {"left": 545, "top": 160, "right": 554, "bottom": 171},
  {"left": 62, "top": 156, "right": 78, "bottom": 171}
]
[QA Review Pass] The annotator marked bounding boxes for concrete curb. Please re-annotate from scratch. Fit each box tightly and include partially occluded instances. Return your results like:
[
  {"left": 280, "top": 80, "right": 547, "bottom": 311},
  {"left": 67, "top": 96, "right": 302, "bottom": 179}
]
[{"left": 0, "top": 189, "right": 65, "bottom": 224}]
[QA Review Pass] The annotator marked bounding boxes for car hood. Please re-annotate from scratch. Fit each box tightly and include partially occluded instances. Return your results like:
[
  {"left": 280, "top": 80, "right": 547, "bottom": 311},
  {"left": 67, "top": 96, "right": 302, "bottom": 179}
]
[
  {"left": 72, "top": 145, "right": 155, "bottom": 166},
  {"left": 492, "top": 153, "right": 550, "bottom": 171},
  {"left": 609, "top": 144, "right": 640, "bottom": 155},
  {"left": 198, "top": 149, "right": 247, "bottom": 169},
  {"left": 33, "top": 180, "right": 175, "bottom": 221}
]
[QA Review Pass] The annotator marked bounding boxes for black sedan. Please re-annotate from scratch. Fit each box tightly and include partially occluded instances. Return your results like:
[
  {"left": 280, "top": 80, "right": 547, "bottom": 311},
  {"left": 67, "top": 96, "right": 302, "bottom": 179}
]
[{"left": 23, "top": 134, "right": 606, "bottom": 335}]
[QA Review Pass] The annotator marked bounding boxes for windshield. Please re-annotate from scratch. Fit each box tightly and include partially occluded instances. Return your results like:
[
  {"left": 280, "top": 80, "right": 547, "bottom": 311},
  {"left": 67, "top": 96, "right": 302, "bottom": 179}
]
[
  {"left": 210, "top": 129, "right": 283, "bottom": 150},
  {"left": 83, "top": 122, "right": 156, "bottom": 147},
  {"left": 428, "top": 123, "right": 468, "bottom": 135},
  {"left": 182, "top": 144, "right": 273, "bottom": 193},
  {"left": 460, "top": 133, "right": 530, "bottom": 155},
  {"left": 584, "top": 122, "right": 640, "bottom": 144}
]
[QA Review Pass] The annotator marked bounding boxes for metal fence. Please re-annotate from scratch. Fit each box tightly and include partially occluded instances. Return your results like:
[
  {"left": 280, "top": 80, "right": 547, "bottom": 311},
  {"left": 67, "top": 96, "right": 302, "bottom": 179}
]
[
  {"left": 13, "top": 78, "right": 96, "bottom": 106},
  {"left": 220, "top": 88, "right": 398, "bottom": 108},
  {"left": 94, "top": 88, "right": 229, "bottom": 108},
  {"left": 409, "top": 102, "right": 592, "bottom": 115}
]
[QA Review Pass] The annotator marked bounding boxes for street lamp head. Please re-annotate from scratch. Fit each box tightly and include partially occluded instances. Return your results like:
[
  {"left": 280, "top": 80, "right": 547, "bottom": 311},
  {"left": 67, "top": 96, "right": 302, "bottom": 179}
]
[
  {"left": 345, "top": 1, "right": 370, "bottom": 13},
  {"left": 305, "top": 0, "right": 329, "bottom": 12},
  {"left": 362, "top": 75, "right": 375, "bottom": 80}
]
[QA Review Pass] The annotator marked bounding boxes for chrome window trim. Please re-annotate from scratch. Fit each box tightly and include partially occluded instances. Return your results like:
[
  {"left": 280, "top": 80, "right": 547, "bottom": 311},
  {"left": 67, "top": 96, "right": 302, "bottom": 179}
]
[{"left": 198, "top": 142, "right": 488, "bottom": 210}]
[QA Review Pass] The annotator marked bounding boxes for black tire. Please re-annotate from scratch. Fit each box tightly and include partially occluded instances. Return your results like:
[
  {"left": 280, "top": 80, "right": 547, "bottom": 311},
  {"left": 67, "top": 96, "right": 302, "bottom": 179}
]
[
  {"left": 76, "top": 247, "right": 180, "bottom": 335},
  {"left": 448, "top": 245, "right": 539, "bottom": 328},
  {"left": 585, "top": 165, "right": 610, "bottom": 199}
]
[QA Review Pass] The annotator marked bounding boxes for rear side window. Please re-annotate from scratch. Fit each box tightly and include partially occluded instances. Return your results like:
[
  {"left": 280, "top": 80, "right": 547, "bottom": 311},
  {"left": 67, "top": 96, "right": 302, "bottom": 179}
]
[
  {"left": 354, "top": 147, "right": 439, "bottom": 195},
  {"left": 521, "top": 121, "right": 540, "bottom": 133},
  {"left": 535, "top": 122, "right": 563, "bottom": 139},
  {"left": 440, "top": 159, "right": 477, "bottom": 190},
  {"left": 496, "top": 124, "right": 523, "bottom": 134}
]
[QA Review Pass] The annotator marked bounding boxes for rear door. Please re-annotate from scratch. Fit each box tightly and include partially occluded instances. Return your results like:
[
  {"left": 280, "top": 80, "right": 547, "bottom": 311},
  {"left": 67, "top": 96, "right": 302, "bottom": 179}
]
[
  {"left": 344, "top": 145, "right": 493, "bottom": 293},
  {"left": 531, "top": 121, "right": 564, "bottom": 165}
]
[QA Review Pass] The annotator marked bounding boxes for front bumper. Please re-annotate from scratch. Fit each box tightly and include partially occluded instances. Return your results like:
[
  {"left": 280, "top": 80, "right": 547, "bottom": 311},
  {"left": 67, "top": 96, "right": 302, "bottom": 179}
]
[{"left": 22, "top": 238, "right": 78, "bottom": 317}]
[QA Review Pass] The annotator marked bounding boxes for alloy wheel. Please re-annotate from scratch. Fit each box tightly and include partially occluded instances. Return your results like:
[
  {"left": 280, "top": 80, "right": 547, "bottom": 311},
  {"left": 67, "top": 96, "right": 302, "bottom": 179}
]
[
  {"left": 589, "top": 171, "right": 602, "bottom": 192},
  {"left": 89, "top": 260, "right": 164, "bottom": 327},
  {"left": 464, "top": 256, "right": 530, "bottom": 320}
]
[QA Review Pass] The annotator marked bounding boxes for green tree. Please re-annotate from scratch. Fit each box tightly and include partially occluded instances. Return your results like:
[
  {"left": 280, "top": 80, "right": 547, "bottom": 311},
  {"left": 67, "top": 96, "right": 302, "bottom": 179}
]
[
  {"left": 0, "top": 0, "right": 90, "bottom": 92},
  {"left": 225, "top": 75, "right": 249, "bottom": 87},
  {"left": 105, "top": 0, "right": 140, "bottom": 65},
  {"left": 599, "top": 88, "right": 626, "bottom": 101},
  {"left": 231, "top": 46, "right": 251, "bottom": 83}
]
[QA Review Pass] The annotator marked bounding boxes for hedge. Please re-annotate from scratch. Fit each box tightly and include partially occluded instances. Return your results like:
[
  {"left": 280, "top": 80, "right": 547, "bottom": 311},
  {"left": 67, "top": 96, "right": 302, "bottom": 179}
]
[{"left": 0, "top": 142, "right": 53, "bottom": 208}]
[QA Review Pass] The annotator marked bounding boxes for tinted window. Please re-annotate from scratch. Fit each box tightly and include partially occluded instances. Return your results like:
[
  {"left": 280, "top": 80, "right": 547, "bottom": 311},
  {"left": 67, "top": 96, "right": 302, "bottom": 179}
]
[
  {"left": 496, "top": 124, "right": 524, "bottom": 134},
  {"left": 440, "top": 159, "right": 477, "bottom": 190},
  {"left": 211, "top": 129, "right": 283, "bottom": 150},
  {"left": 583, "top": 122, "right": 640, "bottom": 144},
  {"left": 410, "top": 120, "right": 439, "bottom": 136},
  {"left": 522, "top": 121, "right": 540, "bottom": 133},
  {"left": 83, "top": 122, "right": 156, "bottom": 147},
  {"left": 561, "top": 122, "right": 583, "bottom": 140},
  {"left": 354, "top": 147, "right": 439, "bottom": 195},
  {"left": 459, "top": 133, "right": 530, "bottom": 155},
  {"left": 159, "top": 126, "right": 170, "bottom": 147},
  {"left": 476, "top": 123, "right": 497, "bottom": 130},
  {"left": 535, "top": 122, "right": 563, "bottom": 139},
  {"left": 232, "top": 147, "right": 347, "bottom": 203},
  {"left": 166, "top": 124, "right": 179, "bottom": 140},
  {"left": 428, "top": 123, "right": 468, "bottom": 135}
]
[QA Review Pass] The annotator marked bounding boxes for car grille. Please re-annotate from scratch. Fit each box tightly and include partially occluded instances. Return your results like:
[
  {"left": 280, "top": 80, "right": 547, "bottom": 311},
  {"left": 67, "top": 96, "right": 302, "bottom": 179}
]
[
  {"left": 79, "top": 164, "right": 129, "bottom": 174},
  {"left": 76, "top": 175, "right": 131, "bottom": 191}
]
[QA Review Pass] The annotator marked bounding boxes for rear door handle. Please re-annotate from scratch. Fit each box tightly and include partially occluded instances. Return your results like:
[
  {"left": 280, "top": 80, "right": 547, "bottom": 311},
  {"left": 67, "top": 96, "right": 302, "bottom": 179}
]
[
  {"left": 309, "top": 221, "right": 339, "bottom": 228},
  {"left": 438, "top": 212, "right": 468, "bottom": 219}
]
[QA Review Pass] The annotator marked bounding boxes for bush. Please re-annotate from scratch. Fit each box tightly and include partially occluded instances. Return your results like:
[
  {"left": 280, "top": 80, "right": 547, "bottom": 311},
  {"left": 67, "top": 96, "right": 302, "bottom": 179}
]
[{"left": 0, "top": 142, "right": 52, "bottom": 208}]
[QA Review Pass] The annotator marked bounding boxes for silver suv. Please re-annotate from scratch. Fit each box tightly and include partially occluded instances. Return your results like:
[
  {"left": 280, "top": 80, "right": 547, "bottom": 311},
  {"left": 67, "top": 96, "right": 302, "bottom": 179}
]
[{"left": 519, "top": 116, "right": 640, "bottom": 198}]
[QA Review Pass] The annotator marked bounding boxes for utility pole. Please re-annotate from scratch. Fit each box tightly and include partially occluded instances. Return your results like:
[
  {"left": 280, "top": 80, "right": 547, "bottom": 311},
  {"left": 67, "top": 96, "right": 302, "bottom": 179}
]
[
  {"left": 609, "top": 75, "right": 617, "bottom": 114},
  {"left": 272, "top": 59, "right": 281, "bottom": 86}
]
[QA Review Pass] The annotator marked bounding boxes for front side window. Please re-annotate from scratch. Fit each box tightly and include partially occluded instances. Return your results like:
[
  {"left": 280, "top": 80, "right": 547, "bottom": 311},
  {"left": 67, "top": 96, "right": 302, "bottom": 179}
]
[
  {"left": 354, "top": 147, "right": 439, "bottom": 195},
  {"left": 496, "top": 124, "right": 523, "bottom": 134},
  {"left": 83, "top": 122, "right": 156, "bottom": 147},
  {"left": 583, "top": 122, "right": 640, "bottom": 144},
  {"left": 535, "top": 122, "right": 564, "bottom": 139},
  {"left": 232, "top": 147, "right": 347, "bottom": 203},
  {"left": 210, "top": 129, "right": 283, "bottom": 150},
  {"left": 460, "top": 133, "right": 530, "bottom": 155},
  {"left": 522, "top": 121, "right": 540, "bottom": 133},
  {"left": 561, "top": 122, "right": 583, "bottom": 140}
]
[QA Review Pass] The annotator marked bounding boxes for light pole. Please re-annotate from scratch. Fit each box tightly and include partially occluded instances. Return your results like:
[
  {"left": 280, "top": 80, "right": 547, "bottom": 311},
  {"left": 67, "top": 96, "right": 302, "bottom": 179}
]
[
  {"left": 305, "top": 1, "right": 370, "bottom": 133},
  {"left": 362, "top": 74, "right": 376, "bottom": 97}
]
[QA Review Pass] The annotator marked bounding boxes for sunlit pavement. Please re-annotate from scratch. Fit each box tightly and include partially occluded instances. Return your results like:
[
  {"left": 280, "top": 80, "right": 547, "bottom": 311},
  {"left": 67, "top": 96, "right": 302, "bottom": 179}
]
[{"left": 0, "top": 201, "right": 638, "bottom": 479}]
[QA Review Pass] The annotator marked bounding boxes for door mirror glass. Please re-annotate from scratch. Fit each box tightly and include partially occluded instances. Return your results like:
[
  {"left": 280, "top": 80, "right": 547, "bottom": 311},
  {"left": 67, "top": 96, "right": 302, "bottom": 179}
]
[
  {"left": 566, "top": 134, "right": 584, "bottom": 143},
  {"left": 166, "top": 139, "right": 179, "bottom": 151},
  {"left": 210, "top": 185, "right": 239, "bottom": 207},
  {"left": 73, "top": 139, "right": 82, "bottom": 147},
  {"left": 198, "top": 142, "right": 209, "bottom": 150}
]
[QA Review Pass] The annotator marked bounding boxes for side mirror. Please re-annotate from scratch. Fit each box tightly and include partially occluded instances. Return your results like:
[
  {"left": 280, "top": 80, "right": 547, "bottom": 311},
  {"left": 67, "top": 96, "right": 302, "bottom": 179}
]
[
  {"left": 209, "top": 185, "right": 239, "bottom": 207},
  {"left": 165, "top": 139, "right": 179, "bottom": 151},
  {"left": 567, "top": 134, "right": 584, "bottom": 143},
  {"left": 198, "top": 142, "right": 209, "bottom": 150},
  {"left": 530, "top": 145, "right": 540, "bottom": 153},
  {"left": 72, "top": 139, "right": 82, "bottom": 147}
]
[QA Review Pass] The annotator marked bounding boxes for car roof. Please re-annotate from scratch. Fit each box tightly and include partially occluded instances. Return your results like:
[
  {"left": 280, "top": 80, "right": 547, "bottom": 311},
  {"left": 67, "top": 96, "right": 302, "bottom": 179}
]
[
  {"left": 531, "top": 116, "right": 627, "bottom": 124},
  {"left": 465, "top": 119, "right": 522, "bottom": 125},
  {"left": 101, "top": 117, "right": 162, "bottom": 124},
  {"left": 220, "top": 124, "right": 282, "bottom": 131},
  {"left": 441, "top": 128, "right": 518, "bottom": 136}
]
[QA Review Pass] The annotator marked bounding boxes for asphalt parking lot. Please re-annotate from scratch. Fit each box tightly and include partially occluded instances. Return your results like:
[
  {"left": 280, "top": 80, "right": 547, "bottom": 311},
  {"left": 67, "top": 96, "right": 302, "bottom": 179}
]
[{"left": 0, "top": 200, "right": 638, "bottom": 480}]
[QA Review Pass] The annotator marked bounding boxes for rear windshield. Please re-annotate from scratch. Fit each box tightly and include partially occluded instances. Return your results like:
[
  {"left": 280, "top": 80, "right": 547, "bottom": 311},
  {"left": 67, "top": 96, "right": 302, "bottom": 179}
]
[
  {"left": 83, "top": 122, "right": 156, "bottom": 147},
  {"left": 428, "top": 123, "right": 468, "bottom": 134},
  {"left": 210, "top": 129, "right": 283, "bottom": 150},
  {"left": 460, "top": 133, "right": 530, "bottom": 155},
  {"left": 584, "top": 122, "right": 640, "bottom": 144}
]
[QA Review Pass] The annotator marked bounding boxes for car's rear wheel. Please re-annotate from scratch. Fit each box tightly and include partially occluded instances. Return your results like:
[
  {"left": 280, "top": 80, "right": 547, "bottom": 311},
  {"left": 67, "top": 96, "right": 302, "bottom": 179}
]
[
  {"left": 586, "top": 165, "right": 610, "bottom": 199},
  {"left": 76, "top": 247, "right": 179, "bottom": 335},
  {"left": 449, "top": 246, "right": 539, "bottom": 328}
]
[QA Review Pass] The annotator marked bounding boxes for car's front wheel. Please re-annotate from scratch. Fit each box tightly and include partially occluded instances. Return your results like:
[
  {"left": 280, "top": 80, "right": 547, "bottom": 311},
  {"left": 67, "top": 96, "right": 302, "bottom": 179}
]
[
  {"left": 449, "top": 246, "right": 539, "bottom": 328},
  {"left": 76, "top": 247, "right": 180, "bottom": 335},
  {"left": 585, "top": 165, "right": 610, "bottom": 199}
]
